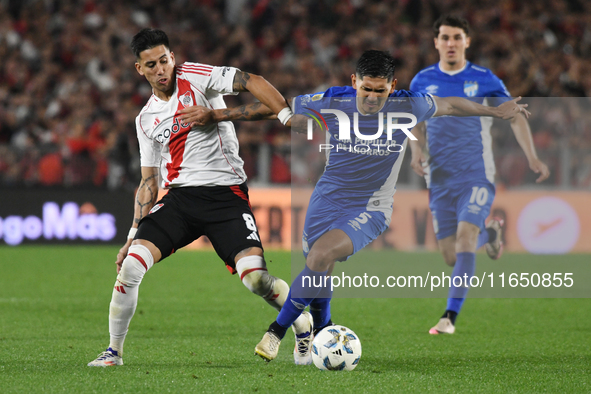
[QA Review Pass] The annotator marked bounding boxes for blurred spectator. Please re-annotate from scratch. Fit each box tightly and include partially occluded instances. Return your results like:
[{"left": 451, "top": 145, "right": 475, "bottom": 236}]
[{"left": 0, "top": 0, "right": 590, "bottom": 189}]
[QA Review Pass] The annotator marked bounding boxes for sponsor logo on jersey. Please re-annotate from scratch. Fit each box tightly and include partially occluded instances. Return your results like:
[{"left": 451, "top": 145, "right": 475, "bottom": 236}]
[
  {"left": 179, "top": 91, "right": 194, "bottom": 108},
  {"left": 153, "top": 117, "right": 161, "bottom": 128},
  {"left": 425, "top": 84, "right": 439, "bottom": 95},
  {"left": 311, "top": 93, "right": 323, "bottom": 101},
  {"left": 464, "top": 81, "right": 479, "bottom": 97},
  {"left": 222, "top": 67, "right": 230, "bottom": 77},
  {"left": 149, "top": 203, "right": 164, "bottom": 214}
]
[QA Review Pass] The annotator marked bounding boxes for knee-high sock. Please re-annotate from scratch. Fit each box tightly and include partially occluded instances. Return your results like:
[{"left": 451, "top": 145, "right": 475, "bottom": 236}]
[
  {"left": 310, "top": 284, "right": 333, "bottom": 329},
  {"left": 235, "top": 255, "right": 310, "bottom": 334},
  {"left": 109, "top": 245, "right": 154, "bottom": 354},
  {"left": 236, "top": 255, "right": 288, "bottom": 312},
  {"left": 446, "top": 252, "right": 475, "bottom": 314},
  {"left": 276, "top": 266, "right": 327, "bottom": 328}
]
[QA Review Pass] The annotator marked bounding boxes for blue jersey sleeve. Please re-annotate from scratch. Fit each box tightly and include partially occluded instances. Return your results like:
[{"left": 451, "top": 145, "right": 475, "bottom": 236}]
[
  {"left": 410, "top": 92, "right": 437, "bottom": 123},
  {"left": 293, "top": 91, "right": 326, "bottom": 115},
  {"left": 486, "top": 73, "right": 512, "bottom": 106},
  {"left": 293, "top": 86, "right": 355, "bottom": 114}
]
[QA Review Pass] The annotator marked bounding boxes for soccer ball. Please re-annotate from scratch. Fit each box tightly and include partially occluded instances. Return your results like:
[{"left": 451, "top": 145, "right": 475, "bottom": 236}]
[{"left": 311, "top": 325, "right": 362, "bottom": 371}]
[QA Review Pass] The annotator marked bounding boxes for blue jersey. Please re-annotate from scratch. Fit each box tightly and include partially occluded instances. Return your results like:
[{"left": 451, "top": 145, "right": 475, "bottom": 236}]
[
  {"left": 410, "top": 62, "right": 511, "bottom": 188},
  {"left": 294, "top": 86, "right": 436, "bottom": 220}
]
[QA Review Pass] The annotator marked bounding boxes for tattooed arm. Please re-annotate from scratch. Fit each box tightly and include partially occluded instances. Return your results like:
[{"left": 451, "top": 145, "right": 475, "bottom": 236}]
[
  {"left": 115, "top": 166, "right": 159, "bottom": 273},
  {"left": 178, "top": 101, "right": 277, "bottom": 126},
  {"left": 231, "top": 70, "right": 291, "bottom": 117}
]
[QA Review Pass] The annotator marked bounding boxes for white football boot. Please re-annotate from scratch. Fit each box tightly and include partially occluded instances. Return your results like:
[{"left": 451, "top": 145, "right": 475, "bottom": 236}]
[
  {"left": 485, "top": 218, "right": 504, "bottom": 260},
  {"left": 429, "top": 317, "right": 455, "bottom": 335},
  {"left": 292, "top": 311, "right": 314, "bottom": 365},
  {"left": 87, "top": 348, "right": 123, "bottom": 367},
  {"left": 255, "top": 331, "right": 281, "bottom": 362}
]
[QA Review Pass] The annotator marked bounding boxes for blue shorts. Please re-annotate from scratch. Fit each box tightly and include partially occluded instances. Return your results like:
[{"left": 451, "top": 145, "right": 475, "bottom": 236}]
[
  {"left": 429, "top": 181, "right": 495, "bottom": 240},
  {"left": 302, "top": 190, "right": 389, "bottom": 260}
]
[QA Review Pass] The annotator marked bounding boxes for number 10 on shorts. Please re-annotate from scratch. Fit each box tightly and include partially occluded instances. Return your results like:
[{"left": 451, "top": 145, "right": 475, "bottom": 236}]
[{"left": 469, "top": 186, "right": 489, "bottom": 206}]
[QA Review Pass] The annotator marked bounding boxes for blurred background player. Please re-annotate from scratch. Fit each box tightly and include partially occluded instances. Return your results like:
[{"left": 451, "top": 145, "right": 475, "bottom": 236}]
[
  {"left": 409, "top": 15, "right": 550, "bottom": 335},
  {"left": 183, "top": 50, "right": 532, "bottom": 362},
  {"left": 87, "top": 28, "right": 311, "bottom": 367}
]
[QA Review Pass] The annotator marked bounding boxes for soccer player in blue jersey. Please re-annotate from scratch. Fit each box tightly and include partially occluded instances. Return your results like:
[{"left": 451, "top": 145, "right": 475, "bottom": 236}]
[
  {"left": 179, "top": 50, "right": 530, "bottom": 362},
  {"left": 409, "top": 15, "right": 550, "bottom": 335}
]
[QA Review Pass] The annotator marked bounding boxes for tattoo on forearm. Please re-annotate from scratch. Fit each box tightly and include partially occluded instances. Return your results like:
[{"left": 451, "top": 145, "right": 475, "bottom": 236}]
[
  {"left": 232, "top": 71, "right": 251, "bottom": 92},
  {"left": 222, "top": 102, "right": 273, "bottom": 121},
  {"left": 237, "top": 102, "right": 266, "bottom": 120},
  {"left": 135, "top": 174, "right": 158, "bottom": 224}
]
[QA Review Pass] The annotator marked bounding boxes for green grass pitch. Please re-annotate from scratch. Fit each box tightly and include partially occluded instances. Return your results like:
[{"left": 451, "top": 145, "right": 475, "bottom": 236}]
[{"left": 0, "top": 246, "right": 589, "bottom": 393}]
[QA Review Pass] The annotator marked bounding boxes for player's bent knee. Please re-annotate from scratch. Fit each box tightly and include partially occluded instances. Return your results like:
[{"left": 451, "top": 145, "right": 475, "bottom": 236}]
[
  {"left": 118, "top": 244, "right": 155, "bottom": 287},
  {"left": 236, "top": 255, "right": 275, "bottom": 297},
  {"left": 305, "top": 249, "right": 334, "bottom": 272}
]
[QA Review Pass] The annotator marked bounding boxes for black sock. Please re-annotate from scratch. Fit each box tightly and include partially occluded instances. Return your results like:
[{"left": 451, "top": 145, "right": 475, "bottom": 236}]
[
  {"left": 442, "top": 310, "right": 458, "bottom": 325},
  {"left": 268, "top": 321, "right": 288, "bottom": 340}
]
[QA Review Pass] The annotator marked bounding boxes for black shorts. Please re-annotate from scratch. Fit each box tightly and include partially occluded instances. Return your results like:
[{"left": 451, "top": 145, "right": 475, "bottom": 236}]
[{"left": 135, "top": 183, "right": 263, "bottom": 272}]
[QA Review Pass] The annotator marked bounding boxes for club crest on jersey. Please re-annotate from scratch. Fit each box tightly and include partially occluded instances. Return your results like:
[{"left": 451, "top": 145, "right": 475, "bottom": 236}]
[
  {"left": 149, "top": 203, "right": 164, "bottom": 214},
  {"left": 179, "top": 92, "right": 194, "bottom": 108},
  {"left": 464, "top": 81, "right": 479, "bottom": 97}
]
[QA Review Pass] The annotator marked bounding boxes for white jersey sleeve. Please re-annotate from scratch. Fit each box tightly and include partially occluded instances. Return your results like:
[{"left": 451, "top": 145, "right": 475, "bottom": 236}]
[
  {"left": 176, "top": 62, "right": 238, "bottom": 96},
  {"left": 135, "top": 97, "right": 161, "bottom": 167}
]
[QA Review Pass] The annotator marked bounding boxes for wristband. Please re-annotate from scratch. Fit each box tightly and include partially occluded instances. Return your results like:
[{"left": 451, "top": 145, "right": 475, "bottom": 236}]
[
  {"left": 127, "top": 228, "right": 137, "bottom": 240},
  {"left": 277, "top": 107, "right": 294, "bottom": 125}
]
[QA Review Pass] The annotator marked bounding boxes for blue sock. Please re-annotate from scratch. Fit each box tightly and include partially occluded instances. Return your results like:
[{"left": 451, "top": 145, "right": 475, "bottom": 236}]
[
  {"left": 276, "top": 266, "right": 327, "bottom": 328},
  {"left": 310, "top": 285, "right": 333, "bottom": 329},
  {"left": 446, "top": 252, "right": 476, "bottom": 314},
  {"left": 476, "top": 227, "right": 495, "bottom": 249}
]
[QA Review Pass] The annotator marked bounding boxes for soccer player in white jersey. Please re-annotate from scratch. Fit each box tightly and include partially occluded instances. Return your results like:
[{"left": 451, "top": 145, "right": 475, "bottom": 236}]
[
  {"left": 409, "top": 15, "right": 550, "bottom": 335},
  {"left": 180, "top": 50, "right": 532, "bottom": 362},
  {"left": 87, "top": 28, "right": 312, "bottom": 367}
]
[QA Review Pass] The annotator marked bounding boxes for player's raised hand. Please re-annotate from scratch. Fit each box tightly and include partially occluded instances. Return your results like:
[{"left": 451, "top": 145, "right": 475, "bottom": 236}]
[
  {"left": 115, "top": 239, "right": 133, "bottom": 274},
  {"left": 177, "top": 105, "right": 215, "bottom": 127},
  {"left": 529, "top": 157, "right": 550, "bottom": 183},
  {"left": 498, "top": 97, "right": 531, "bottom": 120}
]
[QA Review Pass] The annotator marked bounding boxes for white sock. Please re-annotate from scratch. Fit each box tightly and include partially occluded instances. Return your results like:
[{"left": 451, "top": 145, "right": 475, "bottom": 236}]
[
  {"left": 236, "top": 255, "right": 289, "bottom": 312},
  {"left": 108, "top": 245, "right": 154, "bottom": 354}
]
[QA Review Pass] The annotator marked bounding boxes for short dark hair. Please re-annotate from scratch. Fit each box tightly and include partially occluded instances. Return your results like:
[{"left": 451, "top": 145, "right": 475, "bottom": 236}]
[
  {"left": 131, "top": 28, "right": 170, "bottom": 59},
  {"left": 433, "top": 14, "right": 470, "bottom": 37},
  {"left": 355, "top": 50, "right": 395, "bottom": 81}
]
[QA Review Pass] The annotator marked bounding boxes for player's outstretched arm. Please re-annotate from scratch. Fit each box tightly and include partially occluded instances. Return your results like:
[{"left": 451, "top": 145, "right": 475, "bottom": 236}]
[
  {"left": 178, "top": 102, "right": 276, "bottom": 127},
  {"left": 434, "top": 96, "right": 531, "bottom": 119},
  {"left": 509, "top": 113, "right": 550, "bottom": 183},
  {"left": 232, "top": 71, "right": 293, "bottom": 124},
  {"left": 116, "top": 166, "right": 159, "bottom": 273},
  {"left": 409, "top": 122, "right": 427, "bottom": 177}
]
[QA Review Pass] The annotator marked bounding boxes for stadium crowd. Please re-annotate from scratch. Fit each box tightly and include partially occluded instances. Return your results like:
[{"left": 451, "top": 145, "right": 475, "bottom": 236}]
[{"left": 1, "top": 0, "right": 590, "bottom": 189}]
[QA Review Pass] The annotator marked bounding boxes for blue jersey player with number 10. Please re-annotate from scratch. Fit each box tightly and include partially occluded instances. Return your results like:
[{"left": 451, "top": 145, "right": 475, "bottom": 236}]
[
  {"left": 180, "top": 50, "right": 532, "bottom": 363},
  {"left": 409, "top": 15, "right": 550, "bottom": 335}
]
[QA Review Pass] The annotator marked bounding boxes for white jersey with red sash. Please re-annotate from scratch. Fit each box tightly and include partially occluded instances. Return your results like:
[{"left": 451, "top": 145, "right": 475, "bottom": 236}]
[{"left": 135, "top": 62, "right": 246, "bottom": 188}]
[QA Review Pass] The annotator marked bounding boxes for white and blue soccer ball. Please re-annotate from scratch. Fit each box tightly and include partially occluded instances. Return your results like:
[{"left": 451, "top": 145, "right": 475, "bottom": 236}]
[{"left": 311, "top": 325, "right": 362, "bottom": 371}]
